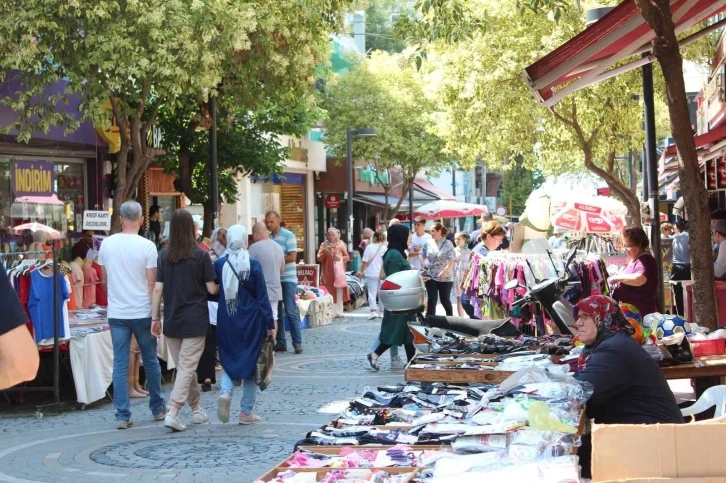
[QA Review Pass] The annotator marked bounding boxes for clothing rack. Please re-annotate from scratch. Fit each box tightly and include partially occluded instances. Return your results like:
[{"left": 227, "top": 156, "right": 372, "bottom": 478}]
[{"left": 1, "top": 249, "right": 61, "bottom": 404}]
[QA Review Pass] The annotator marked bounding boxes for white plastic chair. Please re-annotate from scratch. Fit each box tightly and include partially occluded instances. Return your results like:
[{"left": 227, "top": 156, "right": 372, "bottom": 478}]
[{"left": 680, "top": 385, "right": 726, "bottom": 420}]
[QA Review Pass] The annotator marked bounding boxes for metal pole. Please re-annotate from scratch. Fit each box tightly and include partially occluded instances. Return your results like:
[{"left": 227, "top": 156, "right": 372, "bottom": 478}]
[
  {"left": 209, "top": 96, "right": 219, "bottom": 230},
  {"left": 408, "top": 178, "right": 414, "bottom": 228},
  {"left": 346, "top": 128, "right": 354, "bottom": 253},
  {"left": 643, "top": 58, "right": 664, "bottom": 312},
  {"left": 642, "top": 147, "right": 649, "bottom": 202},
  {"left": 52, "top": 247, "right": 59, "bottom": 403}
]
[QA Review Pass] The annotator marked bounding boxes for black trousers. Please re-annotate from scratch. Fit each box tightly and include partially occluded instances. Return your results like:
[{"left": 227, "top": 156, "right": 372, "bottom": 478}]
[
  {"left": 375, "top": 342, "right": 416, "bottom": 361},
  {"left": 196, "top": 324, "right": 217, "bottom": 383},
  {"left": 670, "top": 263, "right": 691, "bottom": 316},
  {"left": 425, "top": 280, "right": 453, "bottom": 316}
]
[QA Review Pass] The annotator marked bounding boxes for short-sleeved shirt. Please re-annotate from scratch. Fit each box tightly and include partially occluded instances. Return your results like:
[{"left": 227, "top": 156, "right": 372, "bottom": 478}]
[
  {"left": 98, "top": 233, "right": 158, "bottom": 319},
  {"left": 409, "top": 233, "right": 432, "bottom": 270},
  {"left": 611, "top": 253, "right": 659, "bottom": 316},
  {"left": 272, "top": 228, "right": 297, "bottom": 283},
  {"left": 1, "top": 272, "right": 28, "bottom": 337},
  {"left": 362, "top": 242, "right": 387, "bottom": 278},
  {"left": 671, "top": 232, "right": 690, "bottom": 265},
  {"left": 421, "top": 238, "right": 456, "bottom": 282},
  {"left": 157, "top": 246, "right": 216, "bottom": 338},
  {"left": 249, "top": 239, "right": 285, "bottom": 303}
]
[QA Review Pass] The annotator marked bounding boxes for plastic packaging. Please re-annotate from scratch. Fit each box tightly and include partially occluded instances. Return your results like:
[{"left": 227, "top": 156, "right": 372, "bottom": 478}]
[
  {"left": 528, "top": 401, "right": 578, "bottom": 434},
  {"left": 451, "top": 434, "right": 511, "bottom": 453},
  {"left": 508, "top": 429, "right": 580, "bottom": 461}
]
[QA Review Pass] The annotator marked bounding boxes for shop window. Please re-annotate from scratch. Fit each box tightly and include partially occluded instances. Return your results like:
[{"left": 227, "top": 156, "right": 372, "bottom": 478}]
[{"left": 0, "top": 157, "right": 86, "bottom": 252}]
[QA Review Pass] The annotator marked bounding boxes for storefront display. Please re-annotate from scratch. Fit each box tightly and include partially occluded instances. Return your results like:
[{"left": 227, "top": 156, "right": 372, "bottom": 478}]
[{"left": 0, "top": 157, "right": 87, "bottom": 252}]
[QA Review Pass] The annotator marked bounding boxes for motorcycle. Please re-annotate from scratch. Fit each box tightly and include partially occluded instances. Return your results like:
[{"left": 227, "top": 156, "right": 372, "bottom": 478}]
[{"left": 378, "top": 247, "right": 578, "bottom": 352}]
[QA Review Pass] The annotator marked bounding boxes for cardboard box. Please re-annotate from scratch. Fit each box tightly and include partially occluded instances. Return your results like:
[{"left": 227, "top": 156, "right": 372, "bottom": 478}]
[{"left": 591, "top": 416, "right": 726, "bottom": 482}]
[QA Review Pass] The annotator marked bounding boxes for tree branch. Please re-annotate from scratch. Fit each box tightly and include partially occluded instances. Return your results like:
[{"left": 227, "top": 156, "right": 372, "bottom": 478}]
[{"left": 138, "top": 80, "right": 151, "bottom": 120}]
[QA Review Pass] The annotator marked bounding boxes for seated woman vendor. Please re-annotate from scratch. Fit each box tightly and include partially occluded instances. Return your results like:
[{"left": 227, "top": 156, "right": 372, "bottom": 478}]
[
  {"left": 573, "top": 295, "right": 683, "bottom": 478},
  {"left": 609, "top": 227, "right": 658, "bottom": 316}
]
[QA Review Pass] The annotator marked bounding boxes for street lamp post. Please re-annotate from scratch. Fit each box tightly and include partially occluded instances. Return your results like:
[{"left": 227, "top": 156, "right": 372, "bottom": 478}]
[{"left": 346, "top": 127, "right": 377, "bottom": 254}]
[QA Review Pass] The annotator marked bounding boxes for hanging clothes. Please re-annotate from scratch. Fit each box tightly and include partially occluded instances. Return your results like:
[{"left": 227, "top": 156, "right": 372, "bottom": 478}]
[
  {"left": 82, "top": 262, "right": 98, "bottom": 308},
  {"left": 27, "top": 269, "right": 70, "bottom": 343}
]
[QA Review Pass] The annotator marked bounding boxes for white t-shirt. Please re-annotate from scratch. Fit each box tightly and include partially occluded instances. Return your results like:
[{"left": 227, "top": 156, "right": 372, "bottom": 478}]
[
  {"left": 98, "top": 233, "right": 158, "bottom": 319},
  {"left": 409, "top": 233, "right": 432, "bottom": 270},
  {"left": 362, "top": 242, "right": 387, "bottom": 278}
]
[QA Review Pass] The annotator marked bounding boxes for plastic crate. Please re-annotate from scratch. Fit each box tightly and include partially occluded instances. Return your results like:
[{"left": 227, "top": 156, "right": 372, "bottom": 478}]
[{"left": 691, "top": 338, "right": 726, "bottom": 357}]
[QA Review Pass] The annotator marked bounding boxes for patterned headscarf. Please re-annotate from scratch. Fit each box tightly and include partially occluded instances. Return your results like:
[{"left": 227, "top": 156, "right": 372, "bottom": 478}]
[{"left": 573, "top": 295, "right": 632, "bottom": 371}]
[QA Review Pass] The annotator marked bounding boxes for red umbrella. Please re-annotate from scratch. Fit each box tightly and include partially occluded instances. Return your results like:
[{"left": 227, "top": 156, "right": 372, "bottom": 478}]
[{"left": 414, "top": 201, "right": 489, "bottom": 220}]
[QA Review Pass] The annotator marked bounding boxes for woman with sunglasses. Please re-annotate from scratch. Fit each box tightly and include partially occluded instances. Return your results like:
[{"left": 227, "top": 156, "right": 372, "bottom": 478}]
[
  {"left": 609, "top": 227, "right": 659, "bottom": 317},
  {"left": 421, "top": 222, "right": 456, "bottom": 316}
]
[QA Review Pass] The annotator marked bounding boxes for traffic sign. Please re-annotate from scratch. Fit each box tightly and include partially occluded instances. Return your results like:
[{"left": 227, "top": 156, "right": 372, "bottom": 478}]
[{"left": 496, "top": 206, "right": 507, "bottom": 216}]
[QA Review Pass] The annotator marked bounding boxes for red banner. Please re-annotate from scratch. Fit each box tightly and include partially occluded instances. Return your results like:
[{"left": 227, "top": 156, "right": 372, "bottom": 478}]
[
  {"left": 718, "top": 156, "right": 726, "bottom": 190},
  {"left": 296, "top": 264, "right": 319, "bottom": 287},
  {"left": 707, "top": 157, "right": 718, "bottom": 191}
]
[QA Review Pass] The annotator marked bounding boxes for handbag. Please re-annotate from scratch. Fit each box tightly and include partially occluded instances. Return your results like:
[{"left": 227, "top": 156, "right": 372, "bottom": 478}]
[
  {"left": 255, "top": 339, "right": 274, "bottom": 390},
  {"left": 333, "top": 243, "right": 348, "bottom": 288},
  {"left": 226, "top": 259, "right": 275, "bottom": 390}
]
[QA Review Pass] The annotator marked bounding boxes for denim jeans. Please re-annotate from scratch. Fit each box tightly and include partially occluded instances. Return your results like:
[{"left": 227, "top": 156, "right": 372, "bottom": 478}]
[
  {"left": 109, "top": 318, "right": 165, "bottom": 422},
  {"left": 276, "top": 281, "right": 302, "bottom": 346},
  {"left": 220, "top": 370, "right": 257, "bottom": 414}
]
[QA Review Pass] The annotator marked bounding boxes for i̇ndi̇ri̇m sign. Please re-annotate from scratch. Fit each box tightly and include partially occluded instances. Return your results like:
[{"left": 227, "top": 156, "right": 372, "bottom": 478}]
[{"left": 11, "top": 160, "right": 55, "bottom": 198}]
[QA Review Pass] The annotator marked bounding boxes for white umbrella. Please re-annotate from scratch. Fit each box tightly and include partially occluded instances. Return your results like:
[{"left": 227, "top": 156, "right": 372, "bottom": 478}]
[
  {"left": 414, "top": 200, "right": 489, "bottom": 220},
  {"left": 12, "top": 222, "right": 64, "bottom": 239}
]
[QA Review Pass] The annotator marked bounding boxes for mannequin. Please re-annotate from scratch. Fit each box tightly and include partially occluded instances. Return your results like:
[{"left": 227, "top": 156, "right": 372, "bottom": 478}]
[{"left": 511, "top": 190, "right": 552, "bottom": 253}]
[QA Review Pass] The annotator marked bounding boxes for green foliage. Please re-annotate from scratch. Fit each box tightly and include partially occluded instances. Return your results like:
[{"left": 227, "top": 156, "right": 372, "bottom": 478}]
[
  {"left": 501, "top": 157, "right": 545, "bottom": 217},
  {"left": 366, "top": 0, "right": 413, "bottom": 53},
  {"left": 322, "top": 50, "right": 450, "bottom": 214}
]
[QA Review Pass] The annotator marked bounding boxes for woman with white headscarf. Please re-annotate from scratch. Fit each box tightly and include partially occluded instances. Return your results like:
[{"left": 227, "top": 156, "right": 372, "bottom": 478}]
[
  {"left": 215, "top": 225, "right": 275, "bottom": 425},
  {"left": 317, "top": 227, "right": 350, "bottom": 317}
]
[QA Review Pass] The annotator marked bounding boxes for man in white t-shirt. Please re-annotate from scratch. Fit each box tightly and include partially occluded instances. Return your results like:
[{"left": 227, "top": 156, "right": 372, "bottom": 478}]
[
  {"left": 409, "top": 216, "right": 433, "bottom": 271},
  {"left": 249, "top": 222, "right": 285, "bottom": 327},
  {"left": 98, "top": 201, "right": 165, "bottom": 429}
]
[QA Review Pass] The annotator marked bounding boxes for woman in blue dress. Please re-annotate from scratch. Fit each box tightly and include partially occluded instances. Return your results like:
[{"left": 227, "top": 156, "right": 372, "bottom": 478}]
[{"left": 215, "top": 225, "right": 275, "bottom": 424}]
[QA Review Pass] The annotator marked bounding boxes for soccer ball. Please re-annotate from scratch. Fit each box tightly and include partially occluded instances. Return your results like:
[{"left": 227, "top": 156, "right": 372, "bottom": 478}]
[{"left": 655, "top": 314, "right": 691, "bottom": 339}]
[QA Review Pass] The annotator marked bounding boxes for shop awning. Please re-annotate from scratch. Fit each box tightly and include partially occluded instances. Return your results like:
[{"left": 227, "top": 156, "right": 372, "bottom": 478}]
[
  {"left": 413, "top": 178, "right": 456, "bottom": 201},
  {"left": 353, "top": 194, "right": 432, "bottom": 211},
  {"left": 521, "top": 0, "right": 726, "bottom": 108}
]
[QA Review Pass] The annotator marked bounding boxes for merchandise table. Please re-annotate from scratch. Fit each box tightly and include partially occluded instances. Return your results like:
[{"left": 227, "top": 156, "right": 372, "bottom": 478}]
[
  {"left": 40, "top": 310, "right": 174, "bottom": 405},
  {"left": 296, "top": 294, "right": 334, "bottom": 327},
  {"left": 660, "top": 355, "right": 726, "bottom": 380}
]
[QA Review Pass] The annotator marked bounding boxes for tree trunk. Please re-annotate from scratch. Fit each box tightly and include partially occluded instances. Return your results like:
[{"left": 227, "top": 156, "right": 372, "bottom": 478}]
[
  {"left": 636, "top": 0, "right": 717, "bottom": 329},
  {"left": 392, "top": 180, "right": 411, "bottom": 219}
]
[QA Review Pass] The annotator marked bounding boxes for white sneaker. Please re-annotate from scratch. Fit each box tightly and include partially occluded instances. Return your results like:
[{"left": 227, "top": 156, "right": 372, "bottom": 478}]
[
  {"left": 377, "top": 312, "right": 383, "bottom": 318},
  {"left": 368, "top": 312, "right": 378, "bottom": 320},
  {"left": 192, "top": 409, "right": 209, "bottom": 424},
  {"left": 239, "top": 413, "right": 262, "bottom": 425},
  {"left": 391, "top": 356, "right": 406, "bottom": 369},
  {"left": 164, "top": 413, "right": 186, "bottom": 432},
  {"left": 218, "top": 393, "right": 231, "bottom": 423}
]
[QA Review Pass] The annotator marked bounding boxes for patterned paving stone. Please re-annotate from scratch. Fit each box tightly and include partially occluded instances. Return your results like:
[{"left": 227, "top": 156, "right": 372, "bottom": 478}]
[{"left": 0, "top": 309, "right": 404, "bottom": 482}]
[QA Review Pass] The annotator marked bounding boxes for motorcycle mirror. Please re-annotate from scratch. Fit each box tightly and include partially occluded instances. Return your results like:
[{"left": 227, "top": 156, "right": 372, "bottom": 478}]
[
  {"left": 565, "top": 246, "right": 578, "bottom": 267},
  {"left": 504, "top": 279, "right": 520, "bottom": 290}
]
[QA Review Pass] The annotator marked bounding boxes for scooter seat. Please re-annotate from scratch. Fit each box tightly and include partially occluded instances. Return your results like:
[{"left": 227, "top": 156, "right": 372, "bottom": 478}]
[{"left": 422, "top": 315, "right": 522, "bottom": 337}]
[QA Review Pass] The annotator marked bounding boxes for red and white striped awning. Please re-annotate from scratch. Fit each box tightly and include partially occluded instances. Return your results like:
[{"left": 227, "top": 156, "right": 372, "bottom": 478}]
[{"left": 521, "top": 0, "right": 726, "bottom": 108}]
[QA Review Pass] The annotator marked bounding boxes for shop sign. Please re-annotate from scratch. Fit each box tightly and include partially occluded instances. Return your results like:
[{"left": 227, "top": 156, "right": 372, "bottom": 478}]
[
  {"left": 358, "top": 162, "right": 390, "bottom": 188},
  {"left": 288, "top": 138, "right": 308, "bottom": 163},
  {"left": 11, "top": 160, "right": 55, "bottom": 197},
  {"left": 83, "top": 210, "right": 112, "bottom": 230},
  {"left": 718, "top": 156, "right": 726, "bottom": 190},
  {"left": 706, "top": 157, "right": 718, "bottom": 191},
  {"left": 296, "top": 264, "right": 319, "bottom": 287},
  {"left": 96, "top": 99, "right": 121, "bottom": 154},
  {"left": 325, "top": 194, "right": 341, "bottom": 209}
]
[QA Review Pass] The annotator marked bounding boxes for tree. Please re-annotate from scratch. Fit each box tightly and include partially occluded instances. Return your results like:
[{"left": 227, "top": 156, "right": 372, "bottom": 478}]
[
  {"left": 366, "top": 0, "right": 413, "bottom": 54},
  {"left": 0, "top": 0, "right": 351, "bottom": 232},
  {"left": 634, "top": 0, "right": 717, "bottom": 329},
  {"left": 502, "top": 157, "right": 545, "bottom": 217},
  {"left": 421, "top": 2, "right": 650, "bottom": 226},
  {"left": 322, "top": 50, "right": 449, "bottom": 221}
]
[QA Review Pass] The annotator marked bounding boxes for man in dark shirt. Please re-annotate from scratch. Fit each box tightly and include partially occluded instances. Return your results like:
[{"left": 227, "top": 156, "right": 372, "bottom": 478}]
[{"left": 0, "top": 272, "right": 39, "bottom": 389}]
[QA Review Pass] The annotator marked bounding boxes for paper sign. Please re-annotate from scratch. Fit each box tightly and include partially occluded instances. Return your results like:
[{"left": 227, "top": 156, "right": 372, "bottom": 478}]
[{"left": 83, "top": 210, "right": 112, "bottom": 230}]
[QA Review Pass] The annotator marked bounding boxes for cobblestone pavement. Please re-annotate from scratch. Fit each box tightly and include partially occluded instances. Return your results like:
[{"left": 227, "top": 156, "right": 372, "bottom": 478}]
[{"left": 0, "top": 308, "right": 404, "bottom": 483}]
